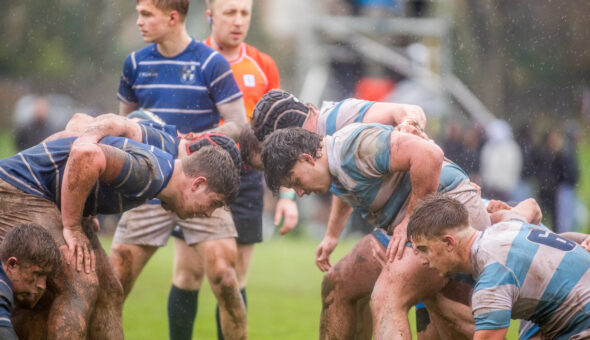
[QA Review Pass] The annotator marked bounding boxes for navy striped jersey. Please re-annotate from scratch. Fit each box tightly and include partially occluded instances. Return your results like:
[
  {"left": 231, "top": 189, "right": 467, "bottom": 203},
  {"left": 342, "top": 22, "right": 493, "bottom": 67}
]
[
  {"left": 317, "top": 99, "right": 375, "bottom": 136},
  {"left": 471, "top": 220, "right": 590, "bottom": 339},
  {"left": 0, "top": 263, "right": 13, "bottom": 329},
  {"left": 325, "top": 123, "right": 468, "bottom": 229},
  {"left": 137, "top": 120, "right": 179, "bottom": 158},
  {"left": 118, "top": 40, "right": 242, "bottom": 133},
  {"left": 0, "top": 137, "right": 174, "bottom": 216}
]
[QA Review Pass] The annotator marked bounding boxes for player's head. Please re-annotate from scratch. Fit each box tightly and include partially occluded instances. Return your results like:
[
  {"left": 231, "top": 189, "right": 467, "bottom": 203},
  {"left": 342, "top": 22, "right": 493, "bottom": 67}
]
[
  {"left": 406, "top": 194, "right": 470, "bottom": 277},
  {"left": 166, "top": 146, "right": 240, "bottom": 219},
  {"left": 261, "top": 127, "right": 331, "bottom": 196},
  {"left": 240, "top": 90, "right": 313, "bottom": 169},
  {"left": 206, "top": 0, "right": 252, "bottom": 49},
  {"left": 185, "top": 132, "right": 243, "bottom": 174},
  {"left": 0, "top": 224, "right": 61, "bottom": 308},
  {"left": 136, "top": 0, "right": 189, "bottom": 43}
]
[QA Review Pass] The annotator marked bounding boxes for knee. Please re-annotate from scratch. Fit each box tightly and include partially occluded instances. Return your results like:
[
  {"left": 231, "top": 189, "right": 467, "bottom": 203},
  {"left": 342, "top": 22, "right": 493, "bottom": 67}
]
[
  {"left": 208, "top": 264, "right": 239, "bottom": 294},
  {"left": 321, "top": 269, "right": 342, "bottom": 305}
]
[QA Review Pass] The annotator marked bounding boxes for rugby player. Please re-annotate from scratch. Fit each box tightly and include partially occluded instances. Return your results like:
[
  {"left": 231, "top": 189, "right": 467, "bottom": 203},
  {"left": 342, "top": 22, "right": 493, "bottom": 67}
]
[
  {"left": 0, "top": 224, "right": 60, "bottom": 340},
  {"left": 261, "top": 124, "right": 490, "bottom": 339},
  {"left": 407, "top": 194, "right": 590, "bottom": 340},
  {"left": 0, "top": 129, "right": 238, "bottom": 339},
  {"left": 167, "top": 1, "right": 296, "bottom": 339},
  {"left": 118, "top": 0, "right": 250, "bottom": 337},
  {"left": 241, "top": 89, "right": 444, "bottom": 338}
]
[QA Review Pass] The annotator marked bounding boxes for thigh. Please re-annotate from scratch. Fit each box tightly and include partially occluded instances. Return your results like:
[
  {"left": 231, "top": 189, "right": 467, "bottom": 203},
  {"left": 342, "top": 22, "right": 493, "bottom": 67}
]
[
  {"left": 374, "top": 249, "right": 448, "bottom": 307},
  {"left": 446, "top": 181, "right": 491, "bottom": 231},
  {"left": 113, "top": 203, "right": 175, "bottom": 247},
  {"left": 178, "top": 208, "right": 237, "bottom": 245},
  {"left": 192, "top": 238, "right": 238, "bottom": 273},
  {"left": 229, "top": 170, "right": 264, "bottom": 245},
  {"left": 327, "top": 234, "right": 383, "bottom": 300}
]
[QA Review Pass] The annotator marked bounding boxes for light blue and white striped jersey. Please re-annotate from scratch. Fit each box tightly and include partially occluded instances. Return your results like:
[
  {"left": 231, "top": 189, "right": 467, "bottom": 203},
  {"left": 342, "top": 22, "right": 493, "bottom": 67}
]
[
  {"left": 317, "top": 99, "right": 375, "bottom": 136},
  {"left": 118, "top": 40, "right": 242, "bottom": 134},
  {"left": 325, "top": 123, "right": 468, "bottom": 229},
  {"left": 471, "top": 220, "right": 590, "bottom": 339},
  {"left": 0, "top": 137, "right": 174, "bottom": 216}
]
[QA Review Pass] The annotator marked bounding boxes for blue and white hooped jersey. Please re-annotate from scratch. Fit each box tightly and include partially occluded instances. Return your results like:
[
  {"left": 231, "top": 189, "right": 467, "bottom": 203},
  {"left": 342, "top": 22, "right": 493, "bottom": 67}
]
[
  {"left": 325, "top": 123, "right": 468, "bottom": 229},
  {"left": 471, "top": 220, "right": 590, "bottom": 339},
  {"left": 0, "top": 137, "right": 175, "bottom": 216},
  {"left": 118, "top": 40, "right": 242, "bottom": 134},
  {"left": 317, "top": 99, "right": 375, "bottom": 136}
]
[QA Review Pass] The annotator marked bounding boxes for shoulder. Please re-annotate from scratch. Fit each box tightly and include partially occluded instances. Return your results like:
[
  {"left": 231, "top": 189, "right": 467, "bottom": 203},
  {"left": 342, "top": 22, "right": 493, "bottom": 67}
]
[{"left": 244, "top": 43, "right": 277, "bottom": 66}]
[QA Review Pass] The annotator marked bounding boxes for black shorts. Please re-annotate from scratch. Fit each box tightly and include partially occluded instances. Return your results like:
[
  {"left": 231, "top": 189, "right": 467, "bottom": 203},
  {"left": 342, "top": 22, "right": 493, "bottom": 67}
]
[{"left": 172, "top": 169, "right": 263, "bottom": 244}]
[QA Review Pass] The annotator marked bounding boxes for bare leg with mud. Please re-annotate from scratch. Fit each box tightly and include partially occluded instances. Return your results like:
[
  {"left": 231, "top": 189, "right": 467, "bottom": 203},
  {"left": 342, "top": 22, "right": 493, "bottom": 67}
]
[
  {"left": 320, "top": 234, "right": 383, "bottom": 340},
  {"left": 194, "top": 238, "right": 247, "bottom": 340}
]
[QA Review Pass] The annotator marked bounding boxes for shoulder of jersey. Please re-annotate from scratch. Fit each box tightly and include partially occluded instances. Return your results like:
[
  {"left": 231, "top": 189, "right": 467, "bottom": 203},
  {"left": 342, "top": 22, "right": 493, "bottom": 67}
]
[
  {"left": 244, "top": 43, "right": 275, "bottom": 66},
  {"left": 131, "top": 43, "right": 159, "bottom": 60}
]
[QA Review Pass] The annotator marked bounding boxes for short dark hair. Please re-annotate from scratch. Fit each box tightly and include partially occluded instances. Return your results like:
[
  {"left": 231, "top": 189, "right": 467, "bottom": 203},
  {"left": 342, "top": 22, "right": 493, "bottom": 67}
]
[
  {"left": 182, "top": 145, "right": 240, "bottom": 202},
  {"left": 261, "top": 127, "right": 322, "bottom": 194},
  {"left": 186, "top": 132, "right": 243, "bottom": 175},
  {"left": 407, "top": 194, "right": 470, "bottom": 242},
  {"left": 138, "top": 0, "right": 189, "bottom": 19},
  {"left": 238, "top": 125, "right": 262, "bottom": 169},
  {"left": 252, "top": 90, "right": 310, "bottom": 142},
  {"left": 0, "top": 224, "right": 61, "bottom": 273}
]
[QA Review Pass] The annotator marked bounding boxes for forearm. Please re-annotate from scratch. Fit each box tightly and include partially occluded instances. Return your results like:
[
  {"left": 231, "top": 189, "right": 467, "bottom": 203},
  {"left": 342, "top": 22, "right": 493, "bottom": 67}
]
[
  {"left": 326, "top": 196, "right": 353, "bottom": 239},
  {"left": 78, "top": 113, "right": 140, "bottom": 143},
  {"left": 560, "top": 232, "right": 589, "bottom": 244},
  {"left": 61, "top": 144, "right": 105, "bottom": 230},
  {"left": 215, "top": 98, "right": 247, "bottom": 141},
  {"left": 473, "top": 328, "right": 508, "bottom": 340}
]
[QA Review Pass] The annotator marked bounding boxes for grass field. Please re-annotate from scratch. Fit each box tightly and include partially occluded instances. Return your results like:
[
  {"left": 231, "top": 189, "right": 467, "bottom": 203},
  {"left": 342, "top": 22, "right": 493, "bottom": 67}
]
[{"left": 109, "top": 235, "right": 521, "bottom": 339}]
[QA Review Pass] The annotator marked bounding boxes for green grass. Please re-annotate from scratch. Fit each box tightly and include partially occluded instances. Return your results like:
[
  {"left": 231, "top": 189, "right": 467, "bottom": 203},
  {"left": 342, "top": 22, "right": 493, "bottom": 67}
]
[{"left": 104, "top": 235, "right": 520, "bottom": 339}]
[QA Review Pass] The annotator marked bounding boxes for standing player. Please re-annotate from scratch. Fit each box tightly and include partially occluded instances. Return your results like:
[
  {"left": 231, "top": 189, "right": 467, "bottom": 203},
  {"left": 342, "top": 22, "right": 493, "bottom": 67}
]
[
  {"left": 167, "top": 1, "right": 298, "bottom": 339},
  {"left": 408, "top": 195, "right": 590, "bottom": 340},
  {"left": 116, "top": 0, "right": 249, "bottom": 338}
]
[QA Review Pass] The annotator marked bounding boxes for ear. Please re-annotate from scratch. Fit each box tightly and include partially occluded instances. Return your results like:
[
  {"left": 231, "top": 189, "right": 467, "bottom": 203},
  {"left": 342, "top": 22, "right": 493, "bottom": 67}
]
[
  {"left": 191, "top": 176, "right": 207, "bottom": 191},
  {"left": 206, "top": 9, "right": 212, "bottom": 25},
  {"left": 443, "top": 235, "right": 456, "bottom": 252},
  {"left": 169, "top": 10, "right": 179, "bottom": 25},
  {"left": 299, "top": 153, "right": 315, "bottom": 165},
  {"left": 6, "top": 257, "right": 18, "bottom": 269}
]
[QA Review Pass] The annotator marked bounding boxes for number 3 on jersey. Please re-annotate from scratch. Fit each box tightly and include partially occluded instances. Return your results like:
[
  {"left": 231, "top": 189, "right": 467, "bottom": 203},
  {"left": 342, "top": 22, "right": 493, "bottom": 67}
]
[{"left": 527, "top": 229, "right": 576, "bottom": 251}]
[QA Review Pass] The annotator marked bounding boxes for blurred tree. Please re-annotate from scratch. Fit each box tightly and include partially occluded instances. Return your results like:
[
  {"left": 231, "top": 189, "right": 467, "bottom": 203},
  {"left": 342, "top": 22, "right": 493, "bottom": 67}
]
[{"left": 452, "top": 0, "right": 590, "bottom": 123}]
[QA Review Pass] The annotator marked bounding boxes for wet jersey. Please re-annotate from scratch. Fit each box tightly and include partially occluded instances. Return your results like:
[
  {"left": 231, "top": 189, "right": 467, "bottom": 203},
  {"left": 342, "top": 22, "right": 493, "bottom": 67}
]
[
  {"left": 137, "top": 120, "right": 179, "bottom": 158},
  {"left": 0, "top": 263, "right": 13, "bottom": 329},
  {"left": 118, "top": 40, "right": 242, "bottom": 133},
  {"left": 325, "top": 123, "right": 468, "bottom": 229},
  {"left": 0, "top": 137, "right": 174, "bottom": 215},
  {"left": 471, "top": 220, "right": 590, "bottom": 339},
  {"left": 317, "top": 99, "right": 375, "bottom": 136},
  {"left": 205, "top": 38, "right": 280, "bottom": 120}
]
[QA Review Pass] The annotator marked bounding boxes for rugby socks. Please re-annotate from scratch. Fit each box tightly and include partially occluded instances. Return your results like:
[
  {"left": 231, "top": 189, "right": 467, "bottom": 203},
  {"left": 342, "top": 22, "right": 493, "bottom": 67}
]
[
  {"left": 168, "top": 285, "right": 199, "bottom": 340},
  {"left": 216, "top": 288, "right": 247, "bottom": 340}
]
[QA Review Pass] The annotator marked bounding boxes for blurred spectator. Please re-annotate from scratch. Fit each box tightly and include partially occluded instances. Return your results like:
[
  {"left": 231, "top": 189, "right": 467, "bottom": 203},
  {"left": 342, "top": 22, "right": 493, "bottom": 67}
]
[
  {"left": 459, "top": 122, "right": 485, "bottom": 184},
  {"left": 554, "top": 121, "right": 580, "bottom": 233},
  {"left": 480, "top": 119, "right": 522, "bottom": 201},
  {"left": 536, "top": 130, "right": 562, "bottom": 228},
  {"left": 440, "top": 121, "right": 464, "bottom": 164},
  {"left": 14, "top": 96, "right": 54, "bottom": 150}
]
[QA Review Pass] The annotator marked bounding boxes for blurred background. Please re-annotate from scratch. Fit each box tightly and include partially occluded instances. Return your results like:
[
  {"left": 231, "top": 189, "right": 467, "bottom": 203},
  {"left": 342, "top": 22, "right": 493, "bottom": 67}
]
[{"left": 1, "top": 0, "right": 589, "bottom": 338}]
